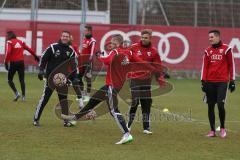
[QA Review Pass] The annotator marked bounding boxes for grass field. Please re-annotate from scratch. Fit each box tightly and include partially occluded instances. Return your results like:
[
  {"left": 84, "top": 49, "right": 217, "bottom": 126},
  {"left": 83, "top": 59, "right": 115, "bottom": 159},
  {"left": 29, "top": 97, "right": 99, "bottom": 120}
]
[{"left": 0, "top": 73, "right": 239, "bottom": 160}]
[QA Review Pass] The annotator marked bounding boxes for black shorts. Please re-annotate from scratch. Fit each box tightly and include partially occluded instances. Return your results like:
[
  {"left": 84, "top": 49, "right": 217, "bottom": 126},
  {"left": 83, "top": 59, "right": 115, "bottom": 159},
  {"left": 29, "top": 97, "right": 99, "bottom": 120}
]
[{"left": 205, "top": 82, "right": 228, "bottom": 104}]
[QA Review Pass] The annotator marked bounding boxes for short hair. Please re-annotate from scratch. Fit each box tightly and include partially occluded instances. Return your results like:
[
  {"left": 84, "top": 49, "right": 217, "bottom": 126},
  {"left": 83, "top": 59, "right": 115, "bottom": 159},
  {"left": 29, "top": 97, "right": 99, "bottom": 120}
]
[
  {"left": 112, "top": 34, "right": 123, "bottom": 44},
  {"left": 85, "top": 25, "right": 92, "bottom": 31},
  {"left": 209, "top": 30, "right": 220, "bottom": 36},
  {"left": 141, "top": 29, "right": 152, "bottom": 36},
  {"left": 62, "top": 30, "right": 71, "bottom": 35},
  {"left": 7, "top": 31, "right": 16, "bottom": 40}
]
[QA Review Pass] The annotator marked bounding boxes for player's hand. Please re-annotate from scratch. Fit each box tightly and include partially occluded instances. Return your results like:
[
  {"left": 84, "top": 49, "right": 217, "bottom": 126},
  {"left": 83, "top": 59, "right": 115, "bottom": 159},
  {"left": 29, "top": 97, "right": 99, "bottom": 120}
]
[
  {"left": 201, "top": 80, "right": 207, "bottom": 92},
  {"left": 158, "top": 75, "right": 166, "bottom": 87},
  {"left": 38, "top": 70, "right": 45, "bottom": 81},
  {"left": 34, "top": 55, "right": 40, "bottom": 62},
  {"left": 4, "top": 63, "right": 9, "bottom": 71},
  {"left": 163, "top": 72, "right": 170, "bottom": 79},
  {"left": 95, "top": 51, "right": 104, "bottom": 57},
  {"left": 228, "top": 80, "right": 235, "bottom": 93}
]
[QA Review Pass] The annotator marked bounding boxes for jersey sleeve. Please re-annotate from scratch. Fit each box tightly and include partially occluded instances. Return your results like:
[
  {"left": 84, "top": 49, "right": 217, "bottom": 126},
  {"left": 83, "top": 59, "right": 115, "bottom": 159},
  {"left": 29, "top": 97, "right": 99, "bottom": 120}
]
[
  {"left": 98, "top": 50, "right": 116, "bottom": 65},
  {"left": 39, "top": 46, "right": 52, "bottom": 70},
  {"left": 201, "top": 51, "right": 209, "bottom": 81},
  {"left": 89, "top": 40, "right": 96, "bottom": 61},
  {"left": 226, "top": 48, "right": 235, "bottom": 81},
  {"left": 22, "top": 42, "right": 36, "bottom": 56},
  {"left": 4, "top": 41, "right": 12, "bottom": 63}
]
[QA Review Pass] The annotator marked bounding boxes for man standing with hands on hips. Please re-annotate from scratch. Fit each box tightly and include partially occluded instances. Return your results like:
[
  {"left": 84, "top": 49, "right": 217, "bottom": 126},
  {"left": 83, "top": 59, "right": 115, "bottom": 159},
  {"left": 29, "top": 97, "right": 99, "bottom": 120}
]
[{"left": 201, "top": 30, "right": 236, "bottom": 138}]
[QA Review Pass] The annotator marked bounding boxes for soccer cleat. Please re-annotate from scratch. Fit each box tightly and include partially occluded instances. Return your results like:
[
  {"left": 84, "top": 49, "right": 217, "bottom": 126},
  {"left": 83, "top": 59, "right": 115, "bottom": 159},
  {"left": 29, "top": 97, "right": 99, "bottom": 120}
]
[
  {"left": 143, "top": 130, "right": 153, "bottom": 135},
  {"left": 115, "top": 134, "right": 133, "bottom": 144},
  {"left": 22, "top": 96, "right": 26, "bottom": 101},
  {"left": 63, "top": 121, "right": 76, "bottom": 127},
  {"left": 206, "top": 131, "right": 216, "bottom": 137},
  {"left": 33, "top": 121, "right": 40, "bottom": 127},
  {"left": 220, "top": 128, "right": 227, "bottom": 138},
  {"left": 13, "top": 94, "right": 20, "bottom": 102}
]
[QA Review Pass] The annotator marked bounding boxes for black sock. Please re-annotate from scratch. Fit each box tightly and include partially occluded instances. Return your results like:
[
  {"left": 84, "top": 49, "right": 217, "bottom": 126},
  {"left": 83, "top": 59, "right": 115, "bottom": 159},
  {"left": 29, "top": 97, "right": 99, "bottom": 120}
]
[
  {"left": 217, "top": 102, "right": 225, "bottom": 129},
  {"left": 208, "top": 102, "right": 215, "bottom": 131}
]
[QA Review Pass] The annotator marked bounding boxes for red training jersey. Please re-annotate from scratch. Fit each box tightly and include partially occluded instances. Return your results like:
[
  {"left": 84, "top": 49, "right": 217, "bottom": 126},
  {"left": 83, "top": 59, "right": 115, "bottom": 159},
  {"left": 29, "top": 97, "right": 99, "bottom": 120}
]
[
  {"left": 5, "top": 38, "right": 36, "bottom": 63},
  {"left": 98, "top": 47, "right": 161, "bottom": 89},
  {"left": 128, "top": 42, "right": 162, "bottom": 80},
  {"left": 78, "top": 37, "right": 96, "bottom": 65},
  {"left": 201, "top": 42, "right": 235, "bottom": 82}
]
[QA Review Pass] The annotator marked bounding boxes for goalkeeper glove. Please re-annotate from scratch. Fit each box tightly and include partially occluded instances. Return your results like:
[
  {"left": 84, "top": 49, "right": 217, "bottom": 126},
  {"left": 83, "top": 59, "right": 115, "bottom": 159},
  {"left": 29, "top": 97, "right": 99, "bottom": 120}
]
[
  {"left": 38, "top": 69, "right": 45, "bottom": 81},
  {"left": 228, "top": 80, "right": 235, "bottom": 93}
]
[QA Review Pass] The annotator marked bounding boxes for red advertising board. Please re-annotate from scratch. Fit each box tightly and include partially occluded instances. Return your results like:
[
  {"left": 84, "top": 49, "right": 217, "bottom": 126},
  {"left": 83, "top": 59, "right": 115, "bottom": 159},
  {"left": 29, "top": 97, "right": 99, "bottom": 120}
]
[{"left": 0, "top": 20, "right": 239, "bottom": 74}]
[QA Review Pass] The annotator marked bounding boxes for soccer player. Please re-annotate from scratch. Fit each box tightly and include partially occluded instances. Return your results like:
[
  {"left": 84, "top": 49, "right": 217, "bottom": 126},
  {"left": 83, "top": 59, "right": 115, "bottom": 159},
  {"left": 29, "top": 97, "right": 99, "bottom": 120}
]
[
  {"left": 62, "top": 34, "right": 164, "bottom": 144},
  {"left": 33, "top": 31, "right": 80, "bottom": 127},
  {"left": 127, "top": 29, "right": 163, "bottom": 134},
  {"left": 69, "top": 35, "right": 84, "bottom": 109},
  {"left": 78, "top": 25, "right": 96, "bottom": 101},
  {"left": 4, "top": 31, "right": 39, "bottom": 101},
  {"left": 201, "top": 30, "right": 235, "bottom": 138}
]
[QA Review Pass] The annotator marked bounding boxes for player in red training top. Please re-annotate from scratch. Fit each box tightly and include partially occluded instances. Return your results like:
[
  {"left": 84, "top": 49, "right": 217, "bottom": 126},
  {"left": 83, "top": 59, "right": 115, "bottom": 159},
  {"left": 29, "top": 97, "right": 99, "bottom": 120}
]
[
  {"left": 127, "top": 29, "right": 163, "bottom": 134},
  {"left": 4, "top": 31, "right": 39, "bottom": 101},
  {"left": 61, "top": 34, "right": 164, "bottom": 144},
  {"left": 201, "top": 30, "right": 235, "bottom": 138},
  {"left": 78, "top": 25, "right": 96, "bottom": 100}
]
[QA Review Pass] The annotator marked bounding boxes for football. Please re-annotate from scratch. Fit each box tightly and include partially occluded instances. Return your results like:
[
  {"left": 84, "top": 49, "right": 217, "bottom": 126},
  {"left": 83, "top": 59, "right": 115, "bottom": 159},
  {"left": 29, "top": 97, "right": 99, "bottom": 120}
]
[{"left": 53, "top": 73, "right": 67, "bottom": 87}]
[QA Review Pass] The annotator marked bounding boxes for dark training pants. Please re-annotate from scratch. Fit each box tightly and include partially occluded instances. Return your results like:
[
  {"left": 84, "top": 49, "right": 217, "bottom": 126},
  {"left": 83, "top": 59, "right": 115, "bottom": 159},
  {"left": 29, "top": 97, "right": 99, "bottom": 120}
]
[
  {"left": 205, "top": 82, "right": 228, "bottom": 131},
  {"left": 34, "top": 81, "right": 69, "bottom": 122},
  {"left": 8, "top": 60, "right": 25, "bottom": 96},
  {"left": 128, "top": 79, "right": 152, "bottom": 131},
  {"left": 75, "top": 85, "right": 129, "bottom": 134}
]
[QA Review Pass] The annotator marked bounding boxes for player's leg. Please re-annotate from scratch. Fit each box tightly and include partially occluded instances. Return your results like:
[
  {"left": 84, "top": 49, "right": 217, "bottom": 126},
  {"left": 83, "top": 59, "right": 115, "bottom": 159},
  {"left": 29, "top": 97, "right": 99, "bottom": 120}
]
[
  {"left": 56, "top": 85, "right": 73, "bottom": 127},
  {"left": 216, "top": 82, "right": 228, "bottom": 138},
  {"left": 73, "top": 85, "right": 109, "bottom": 119},
  {"left": 33, "top": 82, "right": 54, "bottom": 126},
  {"left": 78, "top": 72, "right": 84, "bottom": 92},
  {"left": 140, "top": 98, "right": 152, "bottom": 134},
  {"left": 107, "top": 86, "right": 133, "bottom": 144},
  {"left": 71, "top": 77, "right": 84, "bottom": 109},
  {"left": 205, "top": 82, "right": 217, "bottom": 137},
  {"left": 7, "top": 62, "right": 20, "bottom": 101},
  {"left": 86, "top": 76, "right": 92, "bottom": 95},
  {"left": 17, "top": 61, "right": 25, "bottom": 100},
  {"left": 127, "top": 80, "right": 140, "bottom": 129}
]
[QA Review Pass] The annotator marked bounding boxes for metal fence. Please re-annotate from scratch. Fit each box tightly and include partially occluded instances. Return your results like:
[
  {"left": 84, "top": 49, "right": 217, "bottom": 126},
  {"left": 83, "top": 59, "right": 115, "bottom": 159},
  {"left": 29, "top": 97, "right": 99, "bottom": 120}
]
[{"left": 1, "top": 0, "right": 240, "bottom": 27}]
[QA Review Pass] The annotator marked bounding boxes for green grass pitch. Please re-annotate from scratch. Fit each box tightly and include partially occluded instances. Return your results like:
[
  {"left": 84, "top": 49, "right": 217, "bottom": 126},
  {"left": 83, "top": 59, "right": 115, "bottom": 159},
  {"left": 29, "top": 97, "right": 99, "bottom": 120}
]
[{"left": 0, "top": 73, "right": 239, "bottom": 160}]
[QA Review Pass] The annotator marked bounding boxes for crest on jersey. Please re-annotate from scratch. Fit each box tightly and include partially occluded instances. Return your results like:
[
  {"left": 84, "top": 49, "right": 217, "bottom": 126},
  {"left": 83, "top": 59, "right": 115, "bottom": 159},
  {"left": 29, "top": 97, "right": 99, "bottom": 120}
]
[
  {"left": 66, "top": 51, "right": 70, "bottom": 56},
  {"left": 54, "top": 50, "right": 60, "bottom": 57},
  {"left": 147, "top": 51, "right": 152, "bottom": 56},
  {"left": 210, "top": 50, "right": 213, "bottom": 54},
  {"left": 14, "top": 42, "right": 22, "bottom": 48},
  {"left": 219, "top": 49, "right": 224, "bottom": 54},
  {"left": 137, "top": 50, "right": 142, "bottom": 55}
]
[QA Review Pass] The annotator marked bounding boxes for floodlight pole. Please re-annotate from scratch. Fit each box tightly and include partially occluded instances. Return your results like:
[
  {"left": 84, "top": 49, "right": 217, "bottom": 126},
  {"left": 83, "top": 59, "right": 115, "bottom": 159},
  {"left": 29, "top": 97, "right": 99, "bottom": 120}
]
[
  {"left": 31, "top": 0, "right": 38, "bottom": 55},
  {"left": 80, "top": 0, "right": 87, "bottom": 51}
]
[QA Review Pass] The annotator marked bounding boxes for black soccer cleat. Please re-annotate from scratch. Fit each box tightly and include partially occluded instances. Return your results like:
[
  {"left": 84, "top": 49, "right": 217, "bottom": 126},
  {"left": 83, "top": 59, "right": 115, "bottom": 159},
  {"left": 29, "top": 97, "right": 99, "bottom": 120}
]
[
  {"left": 63, "top": 121, "right": 76, "bottom": 127},
  {"left": 33, "top": 121, "right": 40, "bottom": 127},
  {"left": 13, "top": 94, "right": 20, "bottom": 102}
]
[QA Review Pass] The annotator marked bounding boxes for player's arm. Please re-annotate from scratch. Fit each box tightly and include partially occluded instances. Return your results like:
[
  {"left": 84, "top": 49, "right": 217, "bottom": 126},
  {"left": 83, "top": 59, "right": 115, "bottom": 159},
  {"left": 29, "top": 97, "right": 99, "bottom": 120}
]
[
  {"left": 89, "top": 40, "right": 96, "bottom": 61},
  {"left": 226, "top": 48, "right": 236, "bottom": 92},
  {"left": 69, "top": 49, "right": 79, "bottom": 77},
  {"left": 226, "top": 48, "right": 235, "bottom": 81},
  {"left": 22, "top": 42, "right": 39, "bottom": 62},
  {"left": 201, "top": 51, "right": 209, "bottom": 81},
  {"left": 98, "top": 50, "right": 116, "bottom": 65},
  {"left": 38, "top": 46, "right": 52, "bottom": 80},
  {"left": 4, "top": 41, "right": 12, "bottom": 70},
  {"left": 200, "top": 51, "right": 209, "bottom": 92}
]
